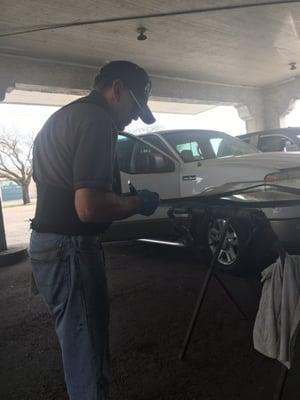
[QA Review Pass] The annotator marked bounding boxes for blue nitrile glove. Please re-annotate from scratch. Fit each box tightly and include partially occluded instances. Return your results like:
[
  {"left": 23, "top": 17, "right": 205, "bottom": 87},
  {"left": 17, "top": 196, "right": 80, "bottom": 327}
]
[{"left": 137, "top": 189, "right": 160, "bottom": 216}]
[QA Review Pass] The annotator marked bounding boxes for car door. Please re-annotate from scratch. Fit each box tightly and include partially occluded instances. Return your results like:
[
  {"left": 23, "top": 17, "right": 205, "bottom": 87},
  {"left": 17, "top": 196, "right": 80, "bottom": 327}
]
[{"left": 103, "top": 133, "right": 181, "bottom": 241}]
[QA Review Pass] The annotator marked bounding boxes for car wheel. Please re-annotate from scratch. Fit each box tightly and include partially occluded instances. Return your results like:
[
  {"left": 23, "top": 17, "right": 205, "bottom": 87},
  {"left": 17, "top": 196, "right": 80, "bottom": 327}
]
[
  {"left": 208, "top": 218, "right": 248, "bottom": 272},
  {"left": 192, "top": 215, "right": 253, "bottom": 275}
]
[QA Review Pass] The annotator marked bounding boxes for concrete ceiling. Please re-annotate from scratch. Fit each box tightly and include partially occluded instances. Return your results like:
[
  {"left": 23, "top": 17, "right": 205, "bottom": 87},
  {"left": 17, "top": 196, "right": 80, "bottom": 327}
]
[{"left": 1, "top": 1, "right": 300, "bottom": 87}]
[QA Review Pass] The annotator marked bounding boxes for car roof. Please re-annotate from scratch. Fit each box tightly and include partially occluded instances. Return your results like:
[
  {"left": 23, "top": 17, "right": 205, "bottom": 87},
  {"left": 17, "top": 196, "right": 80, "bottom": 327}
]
[
  {"left": 238, "top": 127, "right": 300, "bottom": 139},
  {"left": 138, "top": 129, "right": 229, "bottom": 137}
]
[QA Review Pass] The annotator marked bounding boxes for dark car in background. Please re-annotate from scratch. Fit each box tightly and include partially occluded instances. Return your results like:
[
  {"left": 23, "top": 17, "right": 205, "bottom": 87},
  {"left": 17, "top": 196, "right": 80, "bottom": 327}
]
[{"left": 238, "top": 127, "right": 300, "bottom": 152}]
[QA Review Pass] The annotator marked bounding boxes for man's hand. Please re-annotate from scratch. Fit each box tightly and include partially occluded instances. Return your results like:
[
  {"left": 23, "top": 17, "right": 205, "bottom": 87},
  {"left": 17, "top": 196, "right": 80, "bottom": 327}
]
[{"left": 137, "top": 189, "right": 160, "bottom": 216}]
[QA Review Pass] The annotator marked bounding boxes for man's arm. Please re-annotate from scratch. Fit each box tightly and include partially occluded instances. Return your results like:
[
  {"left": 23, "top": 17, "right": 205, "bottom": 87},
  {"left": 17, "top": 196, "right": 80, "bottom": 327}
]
[{"left": 75, "top": 188, "right": 142, "bottom": 223}]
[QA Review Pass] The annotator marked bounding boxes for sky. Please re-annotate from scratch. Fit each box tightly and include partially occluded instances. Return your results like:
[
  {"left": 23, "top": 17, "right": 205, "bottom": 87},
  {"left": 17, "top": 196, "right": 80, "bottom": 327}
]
[
  {"left": 0, "top": 104, "right": 58, "bottom": 136},
  {"left": 285, "top": 100, "right": 300, "bottom": 127},
  {"left": 0, "top": 102, "right": 246, "bottom": 137},
  {"left": 1, "top": 99, "right": 300, "bottom": 138},
  {"left": 126, "top": 105, "right": 246, "bottom": 136}
]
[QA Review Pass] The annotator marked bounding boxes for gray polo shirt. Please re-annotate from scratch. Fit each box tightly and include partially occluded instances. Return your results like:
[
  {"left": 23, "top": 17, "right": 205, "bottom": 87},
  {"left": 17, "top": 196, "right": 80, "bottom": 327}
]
[
  {"left": 33, "top": 91, "right": 118, "bottom": 191},
  {"left": 31, "top": 91, "right": 120, "bottom": 235}
]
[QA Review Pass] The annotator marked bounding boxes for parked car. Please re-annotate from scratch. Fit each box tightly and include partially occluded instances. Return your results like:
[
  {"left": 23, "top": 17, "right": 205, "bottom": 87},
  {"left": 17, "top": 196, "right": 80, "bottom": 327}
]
[
  {"left": 238, "top": 127, "right": 300, "bottom": 152},
  {"left": 103, "top": 129, "right": 300, "bottom": 273}
]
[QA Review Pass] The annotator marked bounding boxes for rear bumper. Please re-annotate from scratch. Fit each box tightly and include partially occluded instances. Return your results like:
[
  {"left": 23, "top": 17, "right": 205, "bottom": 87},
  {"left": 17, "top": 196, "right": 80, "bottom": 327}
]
[{"left": 270, "top": 218, "right": 300, "bottom": 252}]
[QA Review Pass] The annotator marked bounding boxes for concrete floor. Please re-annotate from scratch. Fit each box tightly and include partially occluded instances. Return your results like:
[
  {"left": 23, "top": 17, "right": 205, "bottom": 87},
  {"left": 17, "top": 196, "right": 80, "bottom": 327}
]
[{"left": 1, "top": 241, "right": 300, "bottom": 400}]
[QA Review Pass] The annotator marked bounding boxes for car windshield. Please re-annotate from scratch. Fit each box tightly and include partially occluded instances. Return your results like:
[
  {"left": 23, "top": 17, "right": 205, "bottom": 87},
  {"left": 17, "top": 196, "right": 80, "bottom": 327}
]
[{"left": 162, "top": 130, "right": 258, "bottom": 162}]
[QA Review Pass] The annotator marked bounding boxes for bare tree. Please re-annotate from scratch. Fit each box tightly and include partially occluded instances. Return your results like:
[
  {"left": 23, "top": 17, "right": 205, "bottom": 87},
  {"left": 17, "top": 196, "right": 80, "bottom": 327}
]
[{"left": 0, "top": 128, "right": 34, "bottom": 204}]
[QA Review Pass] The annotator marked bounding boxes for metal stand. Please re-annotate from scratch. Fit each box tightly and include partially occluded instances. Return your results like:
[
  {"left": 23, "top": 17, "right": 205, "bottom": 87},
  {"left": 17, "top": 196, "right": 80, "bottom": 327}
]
[
  {"left": 163, "top": 191, "right": 300, "bottom": 398},
  {"left": 175, "top": 210, "right": 291, "bottom": 399},
  {"left": 273, "top": 365, "right": 289, "bottom": 400},
  {"left": 179, "top": 217, "right": 248, "bottom": 360}
]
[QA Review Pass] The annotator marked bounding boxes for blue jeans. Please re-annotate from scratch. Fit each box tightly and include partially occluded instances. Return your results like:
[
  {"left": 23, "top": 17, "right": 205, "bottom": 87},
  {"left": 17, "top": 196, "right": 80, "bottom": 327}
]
[{"left": 29, "top": 230, "right": 110, "bottom": 400}]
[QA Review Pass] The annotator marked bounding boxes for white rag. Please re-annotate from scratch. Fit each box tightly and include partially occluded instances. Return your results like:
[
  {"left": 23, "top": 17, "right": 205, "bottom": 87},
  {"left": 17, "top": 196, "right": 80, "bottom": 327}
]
[{"left": 253, "top": 254, "right": 300, "bottom": 369}]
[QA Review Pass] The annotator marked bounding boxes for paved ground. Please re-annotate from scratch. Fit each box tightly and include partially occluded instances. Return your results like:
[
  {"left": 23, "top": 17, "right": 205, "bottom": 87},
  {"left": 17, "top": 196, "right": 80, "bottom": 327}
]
[{"left": 1, "top": 240, "right": 300, "bottom": 400}]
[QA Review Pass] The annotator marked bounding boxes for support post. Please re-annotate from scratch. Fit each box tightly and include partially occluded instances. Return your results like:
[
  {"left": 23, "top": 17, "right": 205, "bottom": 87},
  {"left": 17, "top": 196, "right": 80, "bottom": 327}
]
[
  {"left": 0, "top": 198, "right": 7, "bottom": 251},
  {"left": 0, "top": 79, "right": 11, "bottom": 251}
]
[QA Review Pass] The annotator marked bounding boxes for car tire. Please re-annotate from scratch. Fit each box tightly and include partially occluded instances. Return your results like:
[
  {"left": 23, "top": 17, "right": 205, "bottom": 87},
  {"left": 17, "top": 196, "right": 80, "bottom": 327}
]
[{"left": 192, "top": 214, "right": 254, "bottom": 275}]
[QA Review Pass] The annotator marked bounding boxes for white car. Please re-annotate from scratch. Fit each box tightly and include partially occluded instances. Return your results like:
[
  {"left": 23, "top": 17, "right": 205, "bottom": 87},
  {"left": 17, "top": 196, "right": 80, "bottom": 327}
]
[{"left": 104, "top": 129, "right": 300, "bottom": 273}]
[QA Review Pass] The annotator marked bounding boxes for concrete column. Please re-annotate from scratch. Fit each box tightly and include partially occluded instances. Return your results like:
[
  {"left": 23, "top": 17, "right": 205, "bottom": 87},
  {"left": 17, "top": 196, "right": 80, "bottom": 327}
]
[
  {"left": 235, "top": 97, "right": 265, "bottom": 133},
  {"left": 0, "top": 78, "right": 12, "bottom": 250},
  {"left": 262, "top": 77, "right": 300, "bottom": 130},
  {"left": 262, "top": 92, "right": 294, "bottom": 130},
  {"left": 0, "top": 77, "right": 15, "bottom": 102},
  {"left": 236, "top": 78, "right": 300, "bottom": 133},
  {"left": 263, "top": 106, "right": 280, "bottom": 129},
  {"left": 0, "top": 82, "right": 9, "bottom": 102},
  {"left": 0, "top": 200, "right": 7, "bottom": 251}
]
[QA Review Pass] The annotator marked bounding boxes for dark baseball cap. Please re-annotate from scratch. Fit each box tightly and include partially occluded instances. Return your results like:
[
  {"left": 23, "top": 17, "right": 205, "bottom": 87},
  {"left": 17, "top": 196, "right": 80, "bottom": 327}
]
[{"left": 97, "top": 60, "right": 155, "bottom": 124}]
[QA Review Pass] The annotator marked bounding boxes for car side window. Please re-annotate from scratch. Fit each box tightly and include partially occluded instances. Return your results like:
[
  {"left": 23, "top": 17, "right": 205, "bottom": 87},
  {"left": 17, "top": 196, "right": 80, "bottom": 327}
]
[
  {"left": 258, "top": 135, "right": 294, "bottom": 152},
  {"left": 210, "top": 137, "right": 245, "bottom": 157},
  {"left": 117, "top": 134, "right": 175, "bottom": 174},
  {"left": 141, "top": 135, "right": 174, "bottom": 157},
  {"left": 176, "top": 141, "right": 204, "bottom": 162},
  {"left": 132, "top": 142, "right": 175, "bottom": 174},
  {"left": 209, "top": 138, "right": 223, "bottom": 156}
]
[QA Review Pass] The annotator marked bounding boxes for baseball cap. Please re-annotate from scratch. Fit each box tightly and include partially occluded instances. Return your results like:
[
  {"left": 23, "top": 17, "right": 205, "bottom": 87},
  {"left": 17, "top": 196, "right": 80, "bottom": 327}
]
[{"left": 97, "top": 60, "right": 155, "bottom": 124}]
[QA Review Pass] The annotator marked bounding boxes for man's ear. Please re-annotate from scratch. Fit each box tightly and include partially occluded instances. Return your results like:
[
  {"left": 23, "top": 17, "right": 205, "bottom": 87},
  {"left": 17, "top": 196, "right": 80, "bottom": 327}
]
[{"left": 111, "top": 79, "right": 124, "bottom": 102}]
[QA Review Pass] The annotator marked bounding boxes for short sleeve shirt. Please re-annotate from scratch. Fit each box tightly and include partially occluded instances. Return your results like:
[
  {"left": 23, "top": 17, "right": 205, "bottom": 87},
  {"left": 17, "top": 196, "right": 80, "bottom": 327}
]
[{"left": 33, "top": 91, "right": 118, "bottom": 192}]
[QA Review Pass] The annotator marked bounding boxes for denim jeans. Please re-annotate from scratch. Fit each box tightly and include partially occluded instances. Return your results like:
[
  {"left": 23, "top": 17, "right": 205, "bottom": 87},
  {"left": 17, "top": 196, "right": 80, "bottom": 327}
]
[{"left": 29, "top": 230, "right": 110, "bottom": 400}]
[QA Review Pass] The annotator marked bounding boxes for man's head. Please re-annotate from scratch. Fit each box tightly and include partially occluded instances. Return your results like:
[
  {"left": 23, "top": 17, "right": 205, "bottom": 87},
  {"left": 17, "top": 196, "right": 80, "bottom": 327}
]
[{"left": 94, "top": 60, "right": 155, "bottom": 131}]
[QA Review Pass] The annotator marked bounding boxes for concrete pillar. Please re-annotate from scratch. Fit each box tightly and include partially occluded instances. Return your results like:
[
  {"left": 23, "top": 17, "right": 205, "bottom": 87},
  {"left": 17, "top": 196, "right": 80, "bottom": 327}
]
[
  {"left": 262, "top": 77, "right": 300, "bottom": 130},
  {"left": 236, "top": 79, "right": 300, "bottom": 133},
  {"left": 0, "top": 82, "right": 8, "bottom": 101},
  {"left": 262, "top": 104, "right": 280, "bottom": 129},
  {"left": 0, "top": 200, "right": 7, "bottom": 251},
  {"left": 0, "top": 78, "right": 12, "bottom": 250},
  {"left": 235, "top": 98, "right": 265, "bottom": 133},
  {"left": 0, "top": 77, "right": 15, "bottom": 102},
  {"left": 262, "top": 92, "right": 295, "bottom": 130}
]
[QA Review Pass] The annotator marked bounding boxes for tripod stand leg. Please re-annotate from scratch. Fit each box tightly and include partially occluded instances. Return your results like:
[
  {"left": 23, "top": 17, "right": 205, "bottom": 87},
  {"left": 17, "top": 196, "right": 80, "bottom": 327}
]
[
  {"left": 213, "top": 273, "right": 248, "bottom": 320},
  {"left": 179, "top": 219, "right": 230, "bottom": 360},
  {"left": 273, "top": 365, "right": 288, "bottom": 400}
]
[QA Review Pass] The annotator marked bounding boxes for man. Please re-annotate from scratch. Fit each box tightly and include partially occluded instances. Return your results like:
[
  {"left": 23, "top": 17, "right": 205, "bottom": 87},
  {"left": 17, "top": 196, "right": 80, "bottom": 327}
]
[{"left": 29, "top": 60, "right": 160, "bottom": 400}]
